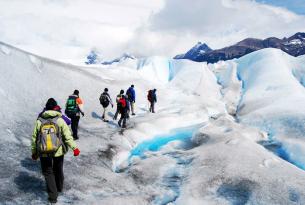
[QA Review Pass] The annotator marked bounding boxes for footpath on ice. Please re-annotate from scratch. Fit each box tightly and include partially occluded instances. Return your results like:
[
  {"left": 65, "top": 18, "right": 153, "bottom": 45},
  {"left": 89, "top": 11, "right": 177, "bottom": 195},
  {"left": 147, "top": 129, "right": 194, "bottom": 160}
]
[{"left": 1, "top": 42, "right": 305, "bottom": 205}]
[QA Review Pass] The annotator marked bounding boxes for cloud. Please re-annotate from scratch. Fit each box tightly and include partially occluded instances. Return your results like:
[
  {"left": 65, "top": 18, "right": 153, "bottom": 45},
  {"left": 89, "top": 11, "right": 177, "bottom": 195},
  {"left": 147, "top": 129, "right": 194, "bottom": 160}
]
[
  {"left": 127, "top": 0, "right": 305, "bottom": 56},
  {"left": 0, "top": 0, "right": 304, "bottom": 60}
]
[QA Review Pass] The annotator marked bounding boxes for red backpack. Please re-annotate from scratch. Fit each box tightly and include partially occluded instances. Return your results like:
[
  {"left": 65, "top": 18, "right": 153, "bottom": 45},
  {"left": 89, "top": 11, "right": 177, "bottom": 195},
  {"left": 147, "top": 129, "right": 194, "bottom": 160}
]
[
  {"left": 118, "top": 97, "right": 126, "bottom": 108},
  {"left": 147, "top": 90, "right": 152, "bottom": 102}
]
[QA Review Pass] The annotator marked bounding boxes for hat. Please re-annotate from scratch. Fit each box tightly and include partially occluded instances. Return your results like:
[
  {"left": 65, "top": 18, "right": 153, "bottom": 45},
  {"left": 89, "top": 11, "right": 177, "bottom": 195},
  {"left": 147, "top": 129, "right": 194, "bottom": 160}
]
[
  {"left": 46, "top": 98, "right": 58, "bottom": 110},
  {"left": 120, "top": 89, "right": 124, "bottom": 94},
  {"left": 73, "top": 90, "right": 79, "bottom": 95},
  {"left": 104, "top": 88, "right": 108, "bottom": 92}
]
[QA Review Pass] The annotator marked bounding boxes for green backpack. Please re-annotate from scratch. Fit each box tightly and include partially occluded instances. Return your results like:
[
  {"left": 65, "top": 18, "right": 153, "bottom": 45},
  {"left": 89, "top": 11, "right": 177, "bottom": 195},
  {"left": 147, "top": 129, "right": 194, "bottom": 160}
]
[
  {"left": 65, "top": 96, "right": 78, "bottom": 117},
  {"left": 36, "top": 116, "right": 64, "bottom": 155}
]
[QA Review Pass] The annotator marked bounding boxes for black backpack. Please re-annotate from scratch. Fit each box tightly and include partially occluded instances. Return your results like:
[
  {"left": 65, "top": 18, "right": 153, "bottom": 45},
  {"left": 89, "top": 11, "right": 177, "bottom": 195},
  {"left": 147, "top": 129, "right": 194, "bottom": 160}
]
[{"left": 99, "top": 93, "right": 109, "bottom": 107}]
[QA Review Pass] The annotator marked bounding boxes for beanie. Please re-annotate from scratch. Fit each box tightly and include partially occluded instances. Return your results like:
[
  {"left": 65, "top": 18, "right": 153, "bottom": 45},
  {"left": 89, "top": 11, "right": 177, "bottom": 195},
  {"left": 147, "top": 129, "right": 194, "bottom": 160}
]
[{"left": 45, "top": 98, "right": 58, "bottom": 110}]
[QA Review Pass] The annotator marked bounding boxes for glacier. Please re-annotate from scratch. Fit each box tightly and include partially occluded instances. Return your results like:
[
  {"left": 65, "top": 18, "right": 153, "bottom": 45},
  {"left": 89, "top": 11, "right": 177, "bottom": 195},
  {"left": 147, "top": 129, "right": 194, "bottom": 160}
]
[{"left": 1, "top": 41, "right": 305, "bottom": 205}]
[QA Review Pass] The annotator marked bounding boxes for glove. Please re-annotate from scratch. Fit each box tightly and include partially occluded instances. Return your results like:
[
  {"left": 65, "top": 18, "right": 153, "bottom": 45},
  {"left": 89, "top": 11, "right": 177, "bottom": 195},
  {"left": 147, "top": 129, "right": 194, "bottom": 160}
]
[
  {"left": 32, "top": 154, "right": 38, "bottom": 161},
  {"left": 81, "top": 112, "right": 85, "bottom": 117},
  {"left": 73, "top": 148, "right": 80, "bottom": 156},
  {"left": 112, "top": 104, "right": 114, "bottom": 108}
]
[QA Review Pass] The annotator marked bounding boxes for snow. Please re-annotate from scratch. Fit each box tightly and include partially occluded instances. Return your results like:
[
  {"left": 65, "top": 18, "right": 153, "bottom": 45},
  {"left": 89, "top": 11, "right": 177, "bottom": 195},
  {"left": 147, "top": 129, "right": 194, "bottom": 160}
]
[{"left": 1, "top": 42, "right": 305, "bottom": 205}]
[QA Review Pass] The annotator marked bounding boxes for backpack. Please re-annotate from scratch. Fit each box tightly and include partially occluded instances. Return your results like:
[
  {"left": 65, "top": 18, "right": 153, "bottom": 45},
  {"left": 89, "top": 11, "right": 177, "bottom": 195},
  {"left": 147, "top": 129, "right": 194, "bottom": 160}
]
[
  {"left": 126, "top": 88, "right": 132, "bottom": 101},
  {"left": 99, "top": 93, "right": 109, "bottom": 107},
  {"left": 36, "top": 116, "right": 64, "bottom": 155},
  {"left": 118, "top": 97, "right": 126, "bottom": 109},
  {"left": 65, "top": 96, "right": 78, "bottom": 117},
  {"left": 147, "top": 90, "right": 153, "bottom": 102}
]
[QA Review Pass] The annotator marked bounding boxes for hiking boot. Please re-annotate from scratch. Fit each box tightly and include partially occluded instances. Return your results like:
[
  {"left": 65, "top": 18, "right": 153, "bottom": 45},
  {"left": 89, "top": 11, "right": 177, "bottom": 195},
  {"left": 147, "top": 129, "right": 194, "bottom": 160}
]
[
  {"left": 103, "top": 119, "right": 109, "bottom": 122},
  {"left": 48, "top": 198, "right": 57, "bottom": 204},
  {"left": 132, "top": 113, "right": 135, "bottom": 116}
]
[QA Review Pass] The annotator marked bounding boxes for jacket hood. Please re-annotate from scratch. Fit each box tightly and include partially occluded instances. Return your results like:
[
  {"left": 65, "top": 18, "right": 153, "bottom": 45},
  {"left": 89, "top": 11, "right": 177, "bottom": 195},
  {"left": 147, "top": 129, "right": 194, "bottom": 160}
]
[{"left": 41, "top": 110, "right": 62, "bottom": 118}]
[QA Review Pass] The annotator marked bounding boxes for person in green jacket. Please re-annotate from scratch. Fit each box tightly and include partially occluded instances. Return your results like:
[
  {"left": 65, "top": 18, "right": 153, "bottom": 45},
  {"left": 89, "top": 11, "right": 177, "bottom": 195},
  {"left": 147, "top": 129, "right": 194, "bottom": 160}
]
[{"left": 31, "top": 98, "right": 80, "bottom": 204}]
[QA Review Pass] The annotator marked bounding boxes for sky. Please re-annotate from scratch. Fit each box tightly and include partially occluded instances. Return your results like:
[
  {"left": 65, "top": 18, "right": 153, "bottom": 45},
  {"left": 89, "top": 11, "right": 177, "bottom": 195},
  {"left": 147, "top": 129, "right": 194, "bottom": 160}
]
[
  {"left": 0, "top": 0, "right": 304, "bottom": 61},
  {"left": 255, "top": 0, "right": 305, "bottom": 15}
]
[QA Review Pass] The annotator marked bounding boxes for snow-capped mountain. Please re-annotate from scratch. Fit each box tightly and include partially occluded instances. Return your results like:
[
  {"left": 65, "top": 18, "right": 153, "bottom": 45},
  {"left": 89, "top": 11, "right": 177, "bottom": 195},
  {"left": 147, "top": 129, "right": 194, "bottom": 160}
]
[
  {"left": 174, "top": 42, "right": 212, "bottom": 59},
  {"left": 175, "top": 32, "right": 305, "bottom": 63},
  {"left": 1, "top": 41, "right": 305, "bottom": 204},
  {"left": 101, "top": 53, "right": 136, "bottom": 65}
]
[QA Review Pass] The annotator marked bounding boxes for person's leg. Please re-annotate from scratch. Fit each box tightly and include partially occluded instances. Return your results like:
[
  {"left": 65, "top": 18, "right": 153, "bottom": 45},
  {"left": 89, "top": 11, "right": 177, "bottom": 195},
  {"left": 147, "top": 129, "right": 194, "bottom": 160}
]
[
  {"left": 103, "top": 106, "right": 108, "bottom": 121},
  {"left": 118, "top": 113, "right": 122, "bottom": 127},
  {"left": 122, "top": 112, "right": 127, "bottom": 128},
  {"left": 41, "top": 157, "right": 58, "bottom": 203},
  {"left": 149, "top": 102, "right": 152, "bottom": 112},
  {"left": 113, "top": 106, "right": 119, "bottom": 120},
  {"left": 131, "top": 102, "right": 135, "bottom": 115},
  {"left": 102, "top": 107, "right": 105, "bottom": 119},
  {"left": 71, "top": 115, "right": 80, "bottom": 140},
  {"left": 152, "top": 102, "right": 155, "bottom": 113},
  {"left": 53, "top": 156, "right": 64, "bottom": 193}
]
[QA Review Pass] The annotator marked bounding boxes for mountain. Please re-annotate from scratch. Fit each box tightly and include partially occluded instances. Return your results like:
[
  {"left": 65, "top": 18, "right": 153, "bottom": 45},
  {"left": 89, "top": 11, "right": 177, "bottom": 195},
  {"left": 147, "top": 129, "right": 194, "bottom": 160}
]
[
  {"left": 175, "top": 32, "right": 305, "bottom": 63},
  {"left": 2, "top": 40, "right": 305, "bottom": 204},
  {"left": 175, "top": 42, "right": 212, "bottom": 59},
  {"left": 101, "top": 53, "right": 136, "bottom": 65}
]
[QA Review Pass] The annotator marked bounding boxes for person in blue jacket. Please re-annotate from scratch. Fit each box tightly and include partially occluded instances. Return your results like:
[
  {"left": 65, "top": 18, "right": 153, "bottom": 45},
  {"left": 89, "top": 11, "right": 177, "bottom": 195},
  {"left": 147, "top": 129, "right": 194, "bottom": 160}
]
[{"left": 126, "top": 84, "right": 136, "bottom": 115}]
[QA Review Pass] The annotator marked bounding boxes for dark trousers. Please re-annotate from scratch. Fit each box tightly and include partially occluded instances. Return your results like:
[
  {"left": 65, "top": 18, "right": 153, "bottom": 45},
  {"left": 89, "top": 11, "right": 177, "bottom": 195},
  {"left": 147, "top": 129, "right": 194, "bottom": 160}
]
[
  {"left": 40, "top": 156, "right": 64, "bottom": 202},
  {"left": 149, "top": 102, "right": 155, "bottom": 113},
  {"left": 70, "top": 115, "right": 80, "bottom": 139},
  {"left": 118, "top": 112, "right": 127, "bottom": 128},
  {"left": 113, "top": 105, "right": 119, "bottom": 120}
]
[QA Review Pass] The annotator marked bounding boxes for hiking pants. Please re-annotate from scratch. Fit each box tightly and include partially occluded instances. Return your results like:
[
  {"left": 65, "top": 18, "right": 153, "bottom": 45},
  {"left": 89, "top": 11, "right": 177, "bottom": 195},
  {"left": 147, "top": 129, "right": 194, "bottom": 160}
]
[
  {"left": 130, "top": 101, "right": 135, "bottom": 114},
  {"left": 113, "top": 105, "right": 119, "bottom": 120},
  {"left": 71, "top": 115, "right": 80, "bottom": 139},
  {"left": 149, "top": 101, "right": 155, "bottom": 113},
  {"left": 118, "top": 112, "right": 127, "bottom": 128},
  {"left": 102, "top": 106, "right": 108, "bottom": 121},
  {"left": 40, "top": 156, "right": 64, "bottom": 202}
]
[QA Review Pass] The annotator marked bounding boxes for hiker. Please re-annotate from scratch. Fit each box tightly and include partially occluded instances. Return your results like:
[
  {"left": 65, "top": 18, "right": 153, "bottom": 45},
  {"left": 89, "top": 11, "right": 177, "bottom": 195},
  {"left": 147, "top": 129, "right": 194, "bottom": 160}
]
[
  {"left": 148, "top": 89, "right": 157, "bottom": 113},
  {"left": 65, "top": 90, "right": 84, "bottom": 140},
  {"left": 126, "top": 84, "right": 136, "bottom": 115},
  {"left": 118, "top": 94, "right": 128, "bottom": 128},
  {"left": 99, "top": 88, "right": 113, "bottom": 122},
  {"left": 31, "top": 98, "right": 80, "bottom": 204},
  {"left": 113, "top": 89, "right": 124, "bottom": 120}
]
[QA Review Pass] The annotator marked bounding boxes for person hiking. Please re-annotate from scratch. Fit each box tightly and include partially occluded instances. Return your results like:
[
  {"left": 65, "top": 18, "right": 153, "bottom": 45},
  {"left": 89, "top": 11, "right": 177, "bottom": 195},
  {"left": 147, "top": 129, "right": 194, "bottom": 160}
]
[
  {"left": 65, "top": 90, "right": 84, "bottom": 140},
  {"left": 118, "top": 94, "right": 128, "bottom": 128},
  {"left": 113, "top": 89, "right": 124, "bottom": 120},
  {"left": 126, "top": 84, "right": 136, "bottom": 115},
  {"left": 148, "top": 89, "right": 157, "bottom": 113},
  {"left": 99, "top": 88, "right": 113, "bottom": 122},
  {"left": 31, "top": 98, "right": 80, "bottom": 204}
]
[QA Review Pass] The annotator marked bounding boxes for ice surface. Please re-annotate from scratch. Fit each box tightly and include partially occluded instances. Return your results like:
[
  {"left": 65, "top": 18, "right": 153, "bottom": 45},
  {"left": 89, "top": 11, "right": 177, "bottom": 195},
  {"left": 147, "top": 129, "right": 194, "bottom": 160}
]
[{"left": 1, "top": 42, "right": 305, "bottom": 205}]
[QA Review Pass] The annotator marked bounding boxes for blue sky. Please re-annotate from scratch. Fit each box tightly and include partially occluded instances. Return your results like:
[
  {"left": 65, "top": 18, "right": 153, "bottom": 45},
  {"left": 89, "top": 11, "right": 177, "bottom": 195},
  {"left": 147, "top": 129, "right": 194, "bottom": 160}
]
[{"left": 256, "top": 0, "right": 305, "bottom": 15}]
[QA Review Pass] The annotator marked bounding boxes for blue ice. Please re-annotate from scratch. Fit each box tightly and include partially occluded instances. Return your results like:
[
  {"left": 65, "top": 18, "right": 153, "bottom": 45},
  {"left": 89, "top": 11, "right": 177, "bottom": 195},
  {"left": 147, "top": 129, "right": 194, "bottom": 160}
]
[{"left": 129, "top": 127, "right": 198, "bottom": 160}]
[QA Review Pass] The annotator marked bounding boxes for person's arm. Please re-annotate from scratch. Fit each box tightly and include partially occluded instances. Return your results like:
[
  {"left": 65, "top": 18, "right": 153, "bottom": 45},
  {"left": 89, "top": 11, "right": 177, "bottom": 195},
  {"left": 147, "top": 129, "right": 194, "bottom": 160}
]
[
  {"left": 60, "top": 119, "right": 77, "bottom": 150},
  {"left": 76, "top": 97, "right": 84, "bottom": 115},
  {"left": 107, "top": 93, "right": 113, "bottom": 106},
  {"left": 132, "top": 89, "right": 136, "bottom": 102},
  {"left": 154, "top": 93, "right": 157, "bottom": 103},
  {"left": 31, "top": 120, "right": 41, "bottom": 156}
]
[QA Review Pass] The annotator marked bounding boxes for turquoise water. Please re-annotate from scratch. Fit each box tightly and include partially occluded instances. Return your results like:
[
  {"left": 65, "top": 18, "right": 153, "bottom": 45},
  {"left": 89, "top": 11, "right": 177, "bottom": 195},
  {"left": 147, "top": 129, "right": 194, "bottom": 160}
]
[{"left": 129, "top": 126, "right": 199, "bottom": 160}]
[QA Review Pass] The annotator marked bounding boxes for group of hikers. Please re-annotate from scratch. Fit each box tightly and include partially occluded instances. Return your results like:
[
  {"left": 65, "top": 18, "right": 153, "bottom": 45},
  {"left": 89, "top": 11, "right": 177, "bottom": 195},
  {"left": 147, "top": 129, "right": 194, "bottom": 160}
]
[{"left": 31, "top": 85, "right": 157, "bottom": 204}]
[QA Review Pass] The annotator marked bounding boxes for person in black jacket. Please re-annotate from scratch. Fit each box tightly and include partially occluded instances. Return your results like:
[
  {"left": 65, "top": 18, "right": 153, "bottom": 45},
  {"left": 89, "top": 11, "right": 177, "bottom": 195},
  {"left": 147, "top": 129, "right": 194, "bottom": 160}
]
[
  {"left": 148, "top": 89, "right": 157, "bottom": 113},
  {"left": 99, "top": 88, "right": 113, "bottom": 122}
]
